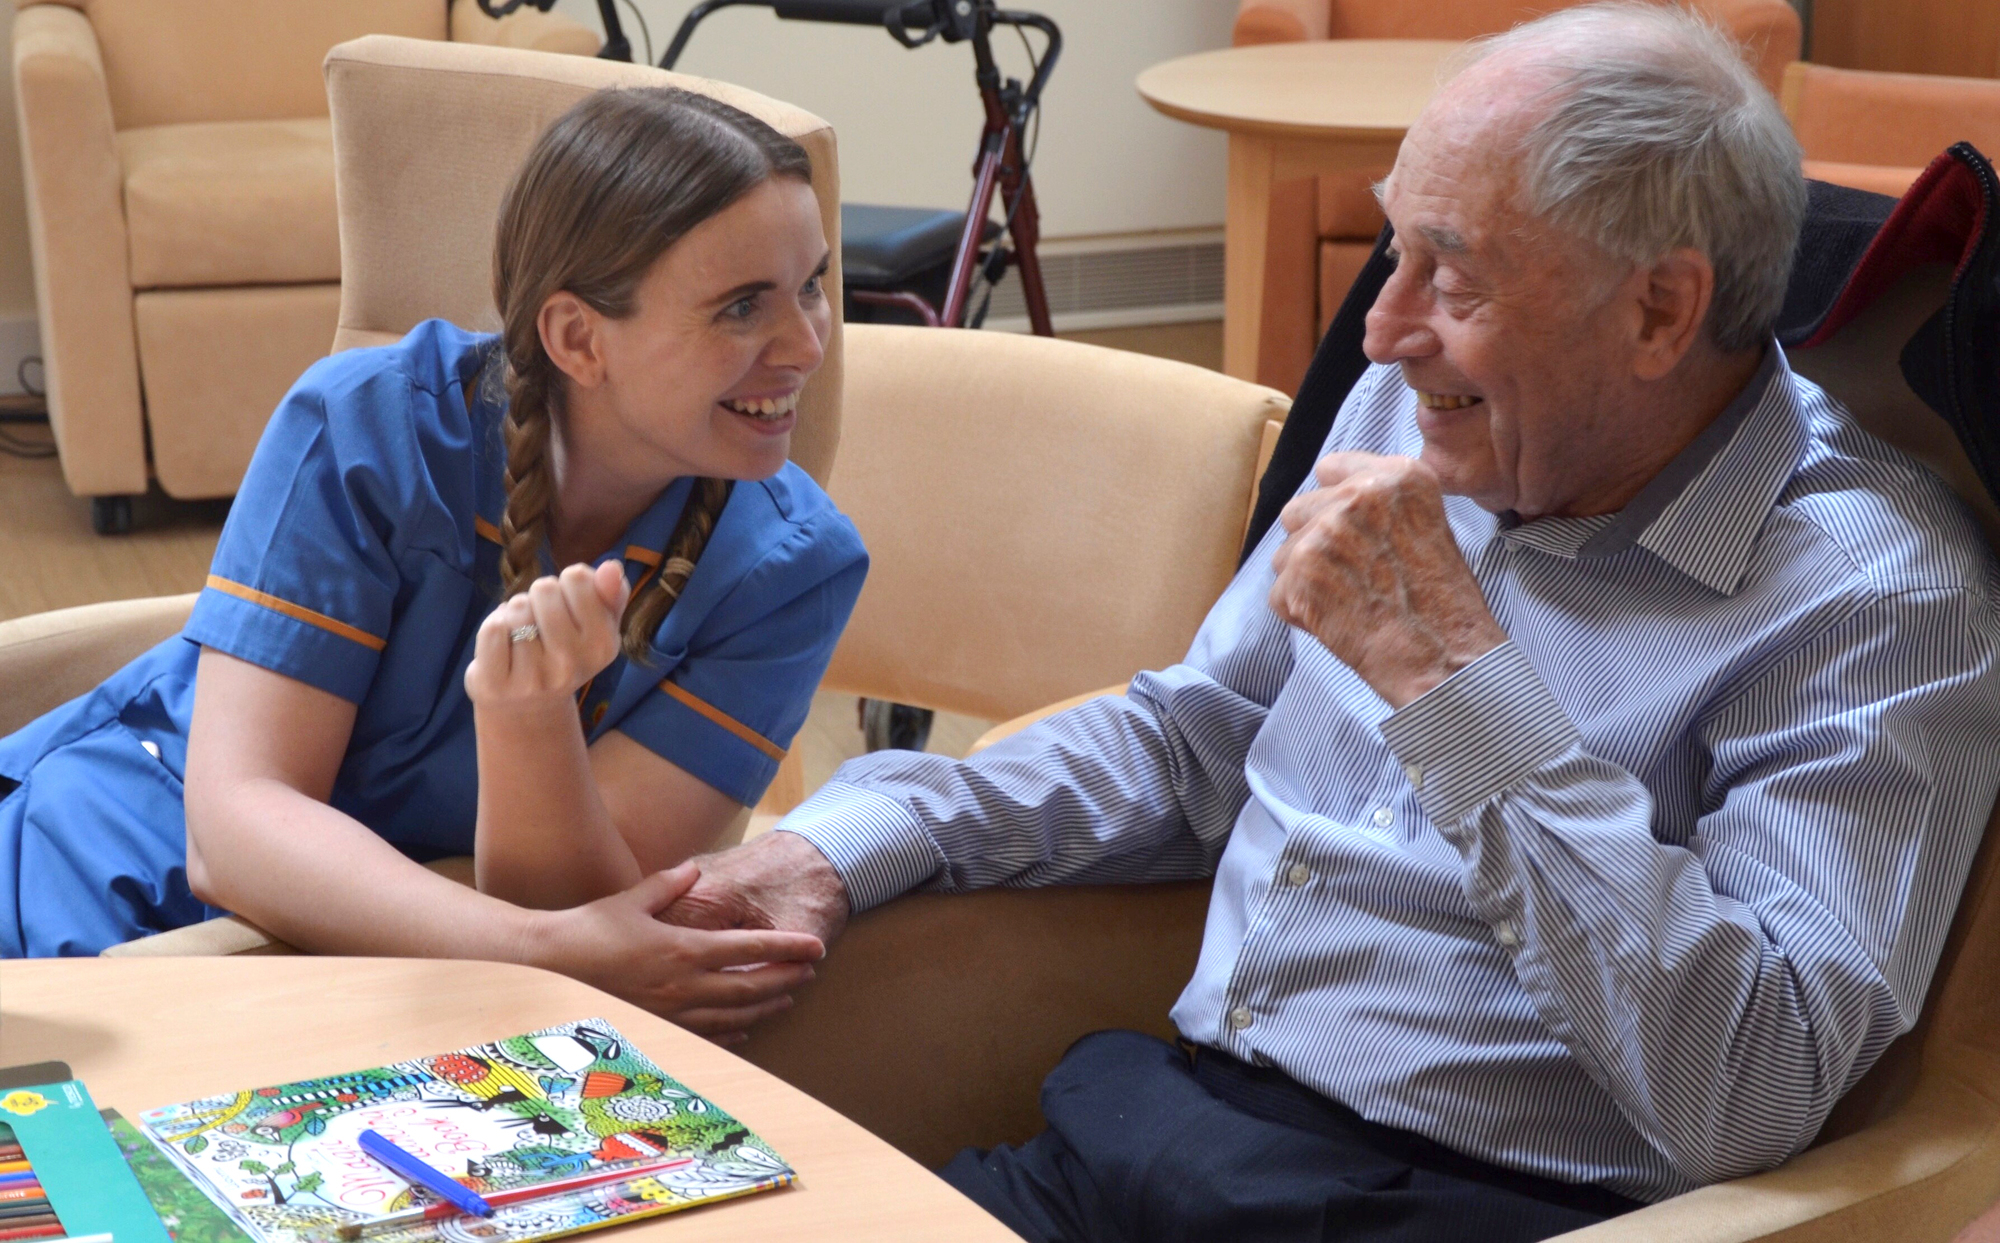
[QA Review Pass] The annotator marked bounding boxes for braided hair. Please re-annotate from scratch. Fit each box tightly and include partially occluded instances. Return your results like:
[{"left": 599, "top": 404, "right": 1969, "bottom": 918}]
[{"left": 490, "top": 87, "right": 812, "bottom": 663}]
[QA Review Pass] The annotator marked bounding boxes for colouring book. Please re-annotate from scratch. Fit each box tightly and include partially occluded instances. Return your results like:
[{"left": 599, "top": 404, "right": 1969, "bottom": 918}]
[{"left": 137, "top": 1019, "right": 793, "bottom": 1243}]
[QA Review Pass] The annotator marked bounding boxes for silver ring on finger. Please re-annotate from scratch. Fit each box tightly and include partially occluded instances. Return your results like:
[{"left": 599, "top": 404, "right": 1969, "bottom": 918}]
[{"left": 509, "top": 623, "right": 541, "bottom": 644}]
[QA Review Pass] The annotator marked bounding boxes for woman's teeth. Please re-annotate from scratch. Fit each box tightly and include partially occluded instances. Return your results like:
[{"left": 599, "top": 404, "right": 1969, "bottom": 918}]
[
  {"left": 1417, "top": 391, "right": 1483, "bottom": 410},
  {"left": 722, "top": 392, "right": 799, "bottom": 419}
]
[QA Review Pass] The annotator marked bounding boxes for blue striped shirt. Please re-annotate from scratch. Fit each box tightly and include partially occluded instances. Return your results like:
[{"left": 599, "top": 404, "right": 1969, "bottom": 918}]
[{"left": 783, "top": 350, "right": 2000, "bottom": 1202}]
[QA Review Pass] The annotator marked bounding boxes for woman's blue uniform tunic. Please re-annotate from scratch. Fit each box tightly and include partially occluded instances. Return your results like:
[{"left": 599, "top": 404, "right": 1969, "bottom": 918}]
[{"left": 0, "top": 320, "right": 868, "bottom": 956}]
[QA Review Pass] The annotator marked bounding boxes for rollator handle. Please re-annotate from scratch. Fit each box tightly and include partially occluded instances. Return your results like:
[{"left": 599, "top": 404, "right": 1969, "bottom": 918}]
[
  {"left": 474, "top": 0, "right": 557, "bottom": 16},
  {"left": 770, "top": 0, "right": 908, "bottom": 23}
]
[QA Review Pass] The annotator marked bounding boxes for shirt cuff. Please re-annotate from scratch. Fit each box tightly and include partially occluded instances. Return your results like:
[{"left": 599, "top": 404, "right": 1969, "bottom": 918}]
[
  {"left": 779, "top": 782, "right": 944, "bottom": 913},
  {"left": 1377, "top": 641, "right": 1580, "bottom": 829}
]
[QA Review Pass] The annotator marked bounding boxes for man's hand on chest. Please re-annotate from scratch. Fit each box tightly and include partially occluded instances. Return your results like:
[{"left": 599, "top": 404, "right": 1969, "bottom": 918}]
[{"left": 1269, "top": 452, "right": 1510, "bottom": 710}]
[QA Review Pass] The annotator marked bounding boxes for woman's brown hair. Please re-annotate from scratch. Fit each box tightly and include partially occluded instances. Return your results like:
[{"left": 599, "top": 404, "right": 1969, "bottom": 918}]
[{"left": 489, "top": 87, "right": 814, "bottom": 663}]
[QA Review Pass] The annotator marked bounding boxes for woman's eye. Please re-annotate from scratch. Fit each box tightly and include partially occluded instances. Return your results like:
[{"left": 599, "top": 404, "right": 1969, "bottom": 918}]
[
  {"left": 802, "top": 274, "right": 824, "bottom": 299},
  {"left": 725, "top": 296, "right": 758, "bottom": 320}
]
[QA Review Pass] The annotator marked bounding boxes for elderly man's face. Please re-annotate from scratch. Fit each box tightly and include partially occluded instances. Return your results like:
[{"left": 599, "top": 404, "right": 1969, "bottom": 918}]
[{"left": 1364, "top": 88, "right": 1645, "bottom": 519}]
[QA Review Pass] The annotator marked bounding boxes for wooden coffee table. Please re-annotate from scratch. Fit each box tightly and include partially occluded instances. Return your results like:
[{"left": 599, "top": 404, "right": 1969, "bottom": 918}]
[
  {"left": 0, "top": 957, "right": 1017, "bottom": 1242},
  {"left": 1137, "top": 40, "right": 1461, "bottom": 386}
]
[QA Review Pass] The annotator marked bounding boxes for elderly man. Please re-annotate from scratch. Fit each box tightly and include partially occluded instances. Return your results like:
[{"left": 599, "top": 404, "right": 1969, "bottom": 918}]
[{"left": 671, "top": 4, "right": 2000, "bottom": 1240}]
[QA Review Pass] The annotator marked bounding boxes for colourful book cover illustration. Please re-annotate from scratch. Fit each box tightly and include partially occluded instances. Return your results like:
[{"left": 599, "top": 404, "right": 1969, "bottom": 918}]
[
  {"left": 136, "top": 1019, "right": 793, "bottom": 1243},
  {"left": 105, "top": 1110, "right": 255, "bottom": 1243}
]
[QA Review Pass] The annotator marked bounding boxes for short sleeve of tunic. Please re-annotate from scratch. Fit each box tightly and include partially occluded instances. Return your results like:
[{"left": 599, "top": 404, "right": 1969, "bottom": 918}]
[
  {"left": 183, "top": 341, "right": 462, "bottom": 703},
  {"left": 616, "top": 473, "right": 867, "bottom": 806}
]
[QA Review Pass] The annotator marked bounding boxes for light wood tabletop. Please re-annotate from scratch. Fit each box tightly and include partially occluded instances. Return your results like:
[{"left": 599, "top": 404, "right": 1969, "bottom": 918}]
[
  {"left": 0, "top": 956, "right": 1018, "bottom": 1242},
  {"left": 1136, "top": 40, "right": 1462, "bottom": 388}
]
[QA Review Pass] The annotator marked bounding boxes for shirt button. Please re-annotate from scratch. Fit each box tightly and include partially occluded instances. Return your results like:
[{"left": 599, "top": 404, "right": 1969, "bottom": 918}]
[
  {"left": 1285, "top": 862, "right": 1311, "bottom": 887},
  {"left": 1229, "top": 1007, "right": 1254, "bottom": 1031},
  {"left": 1495, "top": 921, "right": 1520, "bottom": 949},
  {"left": 1404, "top": 763, "right": 1424, "bottom": 790},
  {"left": 1372, "top": 807, "right": 1394, "bottom": 828}
]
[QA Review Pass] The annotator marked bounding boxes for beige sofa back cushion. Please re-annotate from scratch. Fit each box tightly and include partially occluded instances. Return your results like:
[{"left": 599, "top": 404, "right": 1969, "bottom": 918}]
[
  {"left": 322, "top": 34, "right": 844, "bottom": 486},
  {"left": 16, "top": 0, "right": 445, "bottom": 128}
]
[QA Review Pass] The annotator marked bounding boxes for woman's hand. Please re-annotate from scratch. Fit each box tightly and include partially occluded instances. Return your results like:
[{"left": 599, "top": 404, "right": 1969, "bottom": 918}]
[
  {"left": 466, "top": 561, "right": 630, "bottom": 709},
  {"left": 530, "top": 863, "right": 825, "bottom": 1044}
]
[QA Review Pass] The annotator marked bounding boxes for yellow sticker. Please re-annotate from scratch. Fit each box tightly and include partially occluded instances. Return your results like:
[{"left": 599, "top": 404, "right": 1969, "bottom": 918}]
[{"left": 0, "top": 1090, "right": 49, "bottom": 1117}]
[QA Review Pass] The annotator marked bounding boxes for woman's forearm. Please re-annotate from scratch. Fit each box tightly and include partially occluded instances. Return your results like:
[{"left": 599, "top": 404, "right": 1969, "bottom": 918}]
[
  {"left": 188, "top": 772, "right": 545, "bottom": 959},
  {"left": 473, "top": 699, "right": 643, "bottom": 908}
]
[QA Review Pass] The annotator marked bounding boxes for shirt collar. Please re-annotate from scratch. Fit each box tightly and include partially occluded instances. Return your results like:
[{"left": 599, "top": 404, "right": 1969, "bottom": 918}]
[{"left": 1498, "top": 343, "right": 1804, "bottom": 596}]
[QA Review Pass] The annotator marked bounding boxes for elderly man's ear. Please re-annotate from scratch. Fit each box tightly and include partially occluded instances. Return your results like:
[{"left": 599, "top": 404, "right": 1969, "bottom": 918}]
[{"left": 1625, "top": 247, "right": 1718, "bottom": 381}]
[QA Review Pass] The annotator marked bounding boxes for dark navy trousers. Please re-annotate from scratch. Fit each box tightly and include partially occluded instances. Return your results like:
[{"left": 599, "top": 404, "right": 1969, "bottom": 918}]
[{"left": 940, "top": 1030, "right": 1639, "bottom": 1243}]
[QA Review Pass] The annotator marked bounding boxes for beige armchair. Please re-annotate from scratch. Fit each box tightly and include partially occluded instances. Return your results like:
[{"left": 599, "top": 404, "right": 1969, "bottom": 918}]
[{"left": 10, "top": 0, "right": 598, "bottom": 535}]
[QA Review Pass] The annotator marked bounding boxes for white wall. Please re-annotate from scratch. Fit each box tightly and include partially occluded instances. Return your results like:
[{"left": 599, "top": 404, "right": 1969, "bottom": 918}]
[
  {"left": 0, "top": 0, "right": 1233, "bottom": 387},
  {"left": 554, "top": 0, "right": 1233, "bottom": 239}
]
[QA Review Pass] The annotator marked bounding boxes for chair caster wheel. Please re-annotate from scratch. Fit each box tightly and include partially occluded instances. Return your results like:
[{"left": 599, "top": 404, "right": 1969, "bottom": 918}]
[
  {"left": 860, "top": 698, "right": 934, "bottom": 753},
  {"left": 91, "top": 495, "right": 134, "bottom": 535}
]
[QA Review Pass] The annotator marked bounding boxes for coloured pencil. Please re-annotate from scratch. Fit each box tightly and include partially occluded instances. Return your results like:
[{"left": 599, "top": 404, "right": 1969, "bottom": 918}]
[
  {"left": 0, "top": 1190, "right": 42, "bottom": 1206},
  {"left": 0, "top": 1217, "right": 53, "bottom": 1230},
  {"left": 0, "top": 1222, "right": 62, "bottom": 1241},
  {"left": 0, "top": 1206, "right": 52, "bottom": 1222}
]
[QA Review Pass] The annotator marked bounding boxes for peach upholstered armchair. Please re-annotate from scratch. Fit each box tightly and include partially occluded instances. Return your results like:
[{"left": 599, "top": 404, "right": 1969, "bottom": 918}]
[
  {"left": 10, "top": 0, "right": 599, "bottom": 535},
  {"left": 1229, "top": 0, "right": 1801, "bottom": 395},
  {"left": 1781, "top": 62, "right": 2000, "bottom": 200}
]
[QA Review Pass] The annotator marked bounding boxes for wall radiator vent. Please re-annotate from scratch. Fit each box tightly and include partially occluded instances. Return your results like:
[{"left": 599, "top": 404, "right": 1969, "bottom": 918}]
[{"left": 979, "top": 238, "right": 1223, "bottom": 332}]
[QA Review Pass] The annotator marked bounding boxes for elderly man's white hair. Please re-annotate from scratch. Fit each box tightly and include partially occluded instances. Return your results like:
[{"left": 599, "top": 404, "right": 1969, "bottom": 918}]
[{"left": 1456, "top": 2, "right": 1806, "bottom": 352}]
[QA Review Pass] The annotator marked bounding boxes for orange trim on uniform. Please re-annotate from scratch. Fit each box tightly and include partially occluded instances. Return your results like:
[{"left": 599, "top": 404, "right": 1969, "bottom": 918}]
[
  {"left": 656, "top": 679, "right": 786, "bottom": 762},
  {"left": 623, "top": 544, "right": 663, "bottom": 567},
  {"left": 204, "top": 575, "right": 388, "bottom": 652},
  {"left": 474, "top": 516, "right": 504, "bottom": 545}
]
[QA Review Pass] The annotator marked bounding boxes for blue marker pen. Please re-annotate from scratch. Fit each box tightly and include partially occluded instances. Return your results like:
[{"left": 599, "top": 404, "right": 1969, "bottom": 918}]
[{"left": 356, "top": 1130, "right": 493, "bottom": 1218}]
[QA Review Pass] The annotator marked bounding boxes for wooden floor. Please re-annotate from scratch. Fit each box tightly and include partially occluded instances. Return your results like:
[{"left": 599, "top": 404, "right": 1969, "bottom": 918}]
[{"left": 0, "top": 319, "right": 1221, "bottom": 779}]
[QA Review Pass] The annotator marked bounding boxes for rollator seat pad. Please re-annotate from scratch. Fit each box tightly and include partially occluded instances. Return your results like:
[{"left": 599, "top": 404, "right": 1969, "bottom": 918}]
[{"left": 842, "top": 203, "right": 1000, "bottom": 287}]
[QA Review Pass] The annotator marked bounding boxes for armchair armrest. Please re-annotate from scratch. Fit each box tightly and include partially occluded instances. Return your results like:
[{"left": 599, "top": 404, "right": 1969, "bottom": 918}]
[
  {"left": 100, "top": 856, "right": 478, "bottom": 957},
  {"left": 12, "top": 2, "right": 147, "bottom": 497},
  {"left": 969, "top": 683, "right": 1129, "bottom": 756},
  {"left": 1232, "top": 0, "right": 1326, "bottom": 46},
  {"left": 448, "top": 0, "right": 602, "bottom": 56},
  {"left": 743, "top": 881, "right": 1213, "bottom": 1168},
  {"left": 1549, "top": 1056, "right": 2000, "bottom": 1242}
]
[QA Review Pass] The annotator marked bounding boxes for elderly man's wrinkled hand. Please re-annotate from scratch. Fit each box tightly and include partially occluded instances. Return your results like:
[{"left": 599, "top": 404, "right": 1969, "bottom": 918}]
[
  {"left": 1270, "top": 452, "right": 1509, "bottom": 709},
  {"left": 662, "top": 829, "right": 851, "bottom": 950}
]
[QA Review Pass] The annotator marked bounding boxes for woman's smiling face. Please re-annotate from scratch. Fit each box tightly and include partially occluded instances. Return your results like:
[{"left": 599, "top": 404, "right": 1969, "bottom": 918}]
[{"left": 551, "top": 175, "right": 832, "bottom": 485}]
